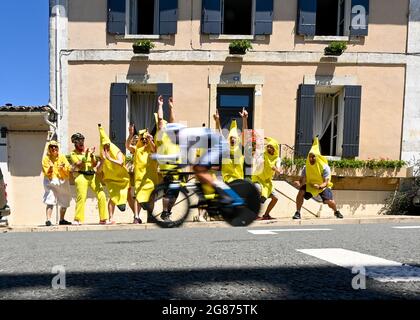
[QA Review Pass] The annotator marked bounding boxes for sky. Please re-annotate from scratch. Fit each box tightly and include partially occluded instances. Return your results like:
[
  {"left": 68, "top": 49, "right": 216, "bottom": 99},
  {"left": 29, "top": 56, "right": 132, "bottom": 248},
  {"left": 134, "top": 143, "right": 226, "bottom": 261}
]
[{"left": 0, "top": 1, "right": 49, "bottom": 106}]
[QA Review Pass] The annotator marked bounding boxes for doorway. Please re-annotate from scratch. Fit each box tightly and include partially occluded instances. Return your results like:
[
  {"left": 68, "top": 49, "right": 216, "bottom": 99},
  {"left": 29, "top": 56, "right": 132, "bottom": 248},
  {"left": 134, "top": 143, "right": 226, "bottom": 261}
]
[{"left": 216, "top": 87, "right": 254, "bottom": 132}]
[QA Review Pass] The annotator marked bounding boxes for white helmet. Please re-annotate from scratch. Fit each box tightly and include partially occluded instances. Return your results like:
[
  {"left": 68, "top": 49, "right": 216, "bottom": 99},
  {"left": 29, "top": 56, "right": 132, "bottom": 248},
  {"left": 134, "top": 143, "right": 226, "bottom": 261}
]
[{"left": 164, "top": 123, "right": 187, "bottom": 144}]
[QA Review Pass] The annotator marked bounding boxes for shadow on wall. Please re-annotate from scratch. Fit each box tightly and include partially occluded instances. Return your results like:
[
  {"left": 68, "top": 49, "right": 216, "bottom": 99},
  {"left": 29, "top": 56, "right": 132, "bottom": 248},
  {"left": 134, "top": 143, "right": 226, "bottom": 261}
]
[{"left": 9, "top": 132, "right": 48, "bottom": 177}]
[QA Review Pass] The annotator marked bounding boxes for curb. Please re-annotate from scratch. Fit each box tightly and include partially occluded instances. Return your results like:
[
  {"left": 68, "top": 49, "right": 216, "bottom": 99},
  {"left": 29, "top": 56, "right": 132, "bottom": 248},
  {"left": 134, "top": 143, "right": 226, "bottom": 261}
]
[{"left": 2, "top": 215, "right": 420, "bottom": 233}]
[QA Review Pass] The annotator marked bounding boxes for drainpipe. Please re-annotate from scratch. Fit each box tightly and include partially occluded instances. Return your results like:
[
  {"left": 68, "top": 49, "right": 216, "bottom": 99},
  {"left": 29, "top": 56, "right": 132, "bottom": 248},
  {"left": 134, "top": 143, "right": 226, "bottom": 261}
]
[{"left": 55, "top": 1, "right": 61, "bottom": 139}]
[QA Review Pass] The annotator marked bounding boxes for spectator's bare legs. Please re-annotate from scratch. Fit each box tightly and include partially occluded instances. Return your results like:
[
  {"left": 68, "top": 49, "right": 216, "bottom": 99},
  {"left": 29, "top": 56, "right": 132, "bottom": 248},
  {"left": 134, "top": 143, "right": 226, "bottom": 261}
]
[
  {"left": 59, "top": 207, "right": 67, "bottom": 221},
  {"left": 127, "top": 187, "right": 135, "bottom": 213},
  {"left": 324, "top": 199, "right": 337, "bottom": 212},
  {"left": 296, "top": 189, "right": 305, "bottom": 213},
  {"left": 46, "top": 205, "right": 53, "bottom": 223},
  {"left": 46, "top": 206, "right": 68, "bottom": 224},
  {"left": 108, "top": 200, "right": 115, "bottom": 223},
  {"left": 264, "top": 194, "right": 278, "bottom": 217}
]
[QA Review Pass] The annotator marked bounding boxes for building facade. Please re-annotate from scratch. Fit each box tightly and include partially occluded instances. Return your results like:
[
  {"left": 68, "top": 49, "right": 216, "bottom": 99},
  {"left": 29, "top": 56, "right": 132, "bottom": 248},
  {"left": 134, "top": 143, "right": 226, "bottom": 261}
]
[
  {"left": 49, "top": 0, "right": 420, "bottom": 162},
  {"left": 2, "top": 0, "right": 419, "bottom": 227}
]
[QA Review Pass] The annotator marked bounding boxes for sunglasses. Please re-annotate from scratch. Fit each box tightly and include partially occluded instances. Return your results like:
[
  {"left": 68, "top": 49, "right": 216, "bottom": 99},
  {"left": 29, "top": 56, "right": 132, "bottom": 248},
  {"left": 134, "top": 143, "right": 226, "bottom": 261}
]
[{"left": 49, "top": 146, "right": 59, "bottom": 150}]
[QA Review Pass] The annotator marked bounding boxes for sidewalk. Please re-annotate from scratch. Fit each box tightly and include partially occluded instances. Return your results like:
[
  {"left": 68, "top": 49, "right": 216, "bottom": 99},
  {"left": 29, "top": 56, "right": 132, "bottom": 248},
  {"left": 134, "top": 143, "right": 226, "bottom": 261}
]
[{"left": 2, "top": 215, "right": 420, "bottom": 233}]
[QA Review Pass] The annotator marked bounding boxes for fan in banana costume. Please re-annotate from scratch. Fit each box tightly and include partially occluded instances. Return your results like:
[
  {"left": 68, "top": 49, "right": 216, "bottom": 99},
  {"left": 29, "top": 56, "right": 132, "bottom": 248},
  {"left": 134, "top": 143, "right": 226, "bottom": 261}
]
[
  {"left": 252, "top": 136, "right": 281, "bottom": 220},
  {"left": 98, "top": 125, "right": 131, "bottom": 223},
  {"left": 41, "top": 140, "right": 72, "bottom": 226},
  {"left": 292, "top": 137, "right": 343, "bottom": 220},
  {"left": 221, "top": 119, "right": 244, "bottom": 183}
]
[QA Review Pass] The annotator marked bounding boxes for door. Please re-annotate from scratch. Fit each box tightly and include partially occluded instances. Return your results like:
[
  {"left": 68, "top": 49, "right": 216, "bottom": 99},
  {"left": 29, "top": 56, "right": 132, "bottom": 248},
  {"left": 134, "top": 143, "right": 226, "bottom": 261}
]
[{"left": 216, "top": 87, "right": 254, "bottom": 132}]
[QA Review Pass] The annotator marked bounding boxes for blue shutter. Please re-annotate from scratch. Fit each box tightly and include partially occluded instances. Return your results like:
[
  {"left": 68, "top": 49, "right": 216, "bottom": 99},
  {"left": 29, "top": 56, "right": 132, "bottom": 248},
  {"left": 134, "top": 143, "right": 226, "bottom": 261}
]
[
  {"left": 297, "top": 0, "right": 316, "bottom": 36},
  {"left": 202, "top": 0, "right": 222, "bottom": 34},
  {"left": 254, "top": 0, "right": 273, "bottom": 35},
  {"left": 350, "top": 0, "right": 369, "bottom": 36},
  {"left": 342, "top": 86, "right": 362, "bottom": 158},
  {"left": 110, "top": 83, "right": 127, "bottom": 153},
  {"left": 295, "top": 84, "right": 315, "bottom": 157},
  {"left": 157, "top": 83, "right": 173, "bottom": 122},
  {"left": 159, "top": 0, "right": 178, "bottom": 35},
  {"left": 107, "top": 0, "right": 126, "bottom": 35}
]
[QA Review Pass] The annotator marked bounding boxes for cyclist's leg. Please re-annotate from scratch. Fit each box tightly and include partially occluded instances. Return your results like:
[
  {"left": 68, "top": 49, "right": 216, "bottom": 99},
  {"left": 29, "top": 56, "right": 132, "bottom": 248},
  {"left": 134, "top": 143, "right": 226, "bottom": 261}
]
[
  {"left": 163, "top": 175, "right": 179, "bottom": 212},
  {"left": 193, "top": 164, "right": 244, "bottom": 206}
]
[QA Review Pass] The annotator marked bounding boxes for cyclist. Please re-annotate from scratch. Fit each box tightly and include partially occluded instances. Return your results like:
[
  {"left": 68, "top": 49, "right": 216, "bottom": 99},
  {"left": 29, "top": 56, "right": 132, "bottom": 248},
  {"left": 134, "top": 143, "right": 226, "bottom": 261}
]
[{"left": 155, "top": 123, "right": 244, "bottom": 207}]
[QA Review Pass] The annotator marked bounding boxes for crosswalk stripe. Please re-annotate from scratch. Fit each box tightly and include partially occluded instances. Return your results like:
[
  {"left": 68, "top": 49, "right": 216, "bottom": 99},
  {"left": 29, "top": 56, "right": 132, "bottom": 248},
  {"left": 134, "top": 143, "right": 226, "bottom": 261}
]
[
  {"left": 392, "top": 226, "right": 420, "bottom": 229},
  {"left": 248, "top": 228, "right": 332, "bottom": 235},
  {"left": 297, "top": 248, "right": 420, "bottom": 283}
]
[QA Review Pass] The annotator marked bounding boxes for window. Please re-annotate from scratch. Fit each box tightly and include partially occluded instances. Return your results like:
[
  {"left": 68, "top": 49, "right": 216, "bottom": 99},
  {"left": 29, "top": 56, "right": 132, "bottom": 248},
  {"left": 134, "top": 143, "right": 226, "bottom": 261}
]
[
  {"left": 217, "top": 88, "right": 254, "bottom": 131},
  {"left": 223, "top": 0, "right": 253, "bottom": 35},
  {"left": 201, "top": 0, "right": 273, "bottom": 36},
  {"left": 315, "top": 0, "right": 350, "bottom": 36},
  {"left": 297, "top": 0, "right": 368, "bottom": 37},
  {"left": 296, "top": 84, "right": 361, "bottom": 158},
  {"left": 128, "top": 0, "right": 159, "bottom": 35},
  {"left": 107, "top": 0, "right": 178, "bottom": 36},
  {"left": 129, "top": 90, "right": 158, "bottom": 133},
  {"left": 314, "top": 90, "right": 344, "bottom": 156}
]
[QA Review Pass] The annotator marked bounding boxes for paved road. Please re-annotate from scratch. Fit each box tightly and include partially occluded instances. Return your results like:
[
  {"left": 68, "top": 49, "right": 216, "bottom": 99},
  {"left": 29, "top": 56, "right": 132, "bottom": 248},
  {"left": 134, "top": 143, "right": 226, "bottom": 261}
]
[{"left": 0, "top": 222, "right": 419, "bottom": 300}]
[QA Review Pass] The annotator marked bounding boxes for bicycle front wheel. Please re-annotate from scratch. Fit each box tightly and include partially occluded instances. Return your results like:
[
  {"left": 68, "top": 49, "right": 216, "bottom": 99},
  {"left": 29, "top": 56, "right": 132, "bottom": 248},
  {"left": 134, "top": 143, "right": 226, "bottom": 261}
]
[
  {"left": 222, "top": 179, "right": 261, "bottom": 227},
  {"left": 148, "top": 183, "right": 191, "bottom": 228}
]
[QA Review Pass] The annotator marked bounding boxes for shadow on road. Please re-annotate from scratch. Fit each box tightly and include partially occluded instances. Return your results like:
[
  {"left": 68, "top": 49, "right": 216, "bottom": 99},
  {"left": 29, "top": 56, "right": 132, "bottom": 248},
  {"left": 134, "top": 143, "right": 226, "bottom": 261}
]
[{"left": 1, "top": 265, "right": 419, "bottom": 300}]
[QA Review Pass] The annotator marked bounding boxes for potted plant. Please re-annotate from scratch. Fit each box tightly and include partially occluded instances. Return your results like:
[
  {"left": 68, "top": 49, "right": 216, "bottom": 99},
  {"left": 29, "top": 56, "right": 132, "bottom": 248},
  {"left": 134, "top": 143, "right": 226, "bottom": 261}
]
[
  {"left": 324, "top": 41, "right": 347, "bottom": 56},
  {"left": 229, "top": 40, "right": 253, "bottom": 55},
  {"left": 132, "top": 40, "right": 155, "bottom": 54}
]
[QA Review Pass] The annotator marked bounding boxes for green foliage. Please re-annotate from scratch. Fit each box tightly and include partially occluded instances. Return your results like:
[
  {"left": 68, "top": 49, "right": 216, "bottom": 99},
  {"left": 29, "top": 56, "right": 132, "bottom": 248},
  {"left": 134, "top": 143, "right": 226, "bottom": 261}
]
[
  {"left": 380, "top": 161, "right": 420, "bottom": 215},
  {"left": 281, "top": 157, "right": 407, "bottom": 171},
  {"left": 125, "top": 154, "right": 133, "bottom": 163},
  {"left": 133, "top": 40, "right": 155, "bottom": 53},
  {"left": 229, "top": 40, "right": 253, "bottom": 54},
  {"left": 324, "top": 41, "right": 347, "bottom": 55}
]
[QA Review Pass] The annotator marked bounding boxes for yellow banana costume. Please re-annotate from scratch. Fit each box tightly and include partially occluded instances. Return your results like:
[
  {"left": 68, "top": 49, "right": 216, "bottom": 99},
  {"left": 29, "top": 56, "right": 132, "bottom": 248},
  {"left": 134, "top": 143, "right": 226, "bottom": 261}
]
[
  {"left": 70, "top": 147, "right": 108, "bottom": 223},
  {"left": 222, "top": 120, "right": 244, "bottom": 183},
  {"left": 153, "top": 113, "right": 181, "bottom": 178},
  {"left": 99, "top": 126, "right": 130, "bottom": 206},
  {"left": 42, "top": 141, "right": 72, "bottom": 180},
  {"left": 252, "top": 137, "right": 280, "bottom": 199},
  {"left": 305, "top": 137, "right": 333, "bottom": 197},
  {"left": 134, "top": 129, "right": 159, "bottom": 203}
]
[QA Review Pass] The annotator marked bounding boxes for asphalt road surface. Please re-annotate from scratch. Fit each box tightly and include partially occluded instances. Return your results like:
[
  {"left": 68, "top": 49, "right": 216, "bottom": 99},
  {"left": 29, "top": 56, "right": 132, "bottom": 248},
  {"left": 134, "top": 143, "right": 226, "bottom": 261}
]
[{"left": 0, "top": 222, "right": 419, "bottom": 300}]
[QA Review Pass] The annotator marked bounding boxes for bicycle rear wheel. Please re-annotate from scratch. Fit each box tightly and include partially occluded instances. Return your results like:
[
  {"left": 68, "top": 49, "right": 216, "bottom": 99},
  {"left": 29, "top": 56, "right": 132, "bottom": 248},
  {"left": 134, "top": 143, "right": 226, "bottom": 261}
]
[
  {"left": 148, "top": 182, "right": 191, "bottom": 228},
  {"left": 222, "top": 179, "right": 261, "bottom": 227}
]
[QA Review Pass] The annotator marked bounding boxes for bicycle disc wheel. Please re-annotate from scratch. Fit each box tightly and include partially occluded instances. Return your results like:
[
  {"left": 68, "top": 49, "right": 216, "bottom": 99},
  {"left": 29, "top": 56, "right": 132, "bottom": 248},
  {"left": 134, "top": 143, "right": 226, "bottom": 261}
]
[
  {"left": 148, "top": 183, "right": 191, "bottom": 228},
  {"left": 222, "top": 179, "right": 261, "bottom": 227}
]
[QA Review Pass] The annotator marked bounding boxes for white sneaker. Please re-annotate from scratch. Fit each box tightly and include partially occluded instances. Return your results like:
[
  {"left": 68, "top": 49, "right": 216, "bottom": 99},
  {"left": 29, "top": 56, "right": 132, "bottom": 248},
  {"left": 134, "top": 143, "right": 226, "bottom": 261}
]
[
  {"left": 198, "top": 216, "right": 207, "bottom": 222},
  {"left": 72, "top": 221, "right": 82, "bottom": 225}
]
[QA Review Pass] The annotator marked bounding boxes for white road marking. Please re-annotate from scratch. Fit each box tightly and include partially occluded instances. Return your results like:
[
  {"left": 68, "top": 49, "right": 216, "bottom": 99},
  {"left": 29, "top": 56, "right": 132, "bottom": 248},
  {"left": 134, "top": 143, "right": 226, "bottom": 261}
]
[
  {"left": 297, "top": 248, "right": 420, "bottom": 283},
  {"left": 392, "top": 226, "right": 420, "bottom": 229},
  {"left": 248, "top": 228, "right": 332, "bottom": 235}
]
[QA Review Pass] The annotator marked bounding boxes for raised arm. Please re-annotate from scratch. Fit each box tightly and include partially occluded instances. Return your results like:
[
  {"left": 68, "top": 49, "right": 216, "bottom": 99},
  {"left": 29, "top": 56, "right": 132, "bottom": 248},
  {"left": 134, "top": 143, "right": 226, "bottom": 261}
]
[
  {"left": 239, "top": 107, "right": 248, "bottom": 143},
  {"left": 168, "top": 97, "right": 175, "bottom": 123},
  {"left": 145, "top": 132, "right": 156, "bottom": 153},
  {"left": 157, "top": 95, "right": 165, "bottom": 131},
  {"left": 126, "top": 123, "right": 136, "bottom": 155},
  {"left": 213, "top": 109, "right": 222, "bottom": 135}
]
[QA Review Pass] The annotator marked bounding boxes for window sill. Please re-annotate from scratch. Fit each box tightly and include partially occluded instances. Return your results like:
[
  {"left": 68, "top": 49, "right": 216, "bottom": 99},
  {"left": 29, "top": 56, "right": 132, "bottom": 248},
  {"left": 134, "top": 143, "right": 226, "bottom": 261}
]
[
  {"left": 209, "top": 34, "right": 261, "bottom": 40},
  {"left": 115, "top": 34, "right": 170, "bottom": 40},
  {"left": 304, "top": 35, "right": 350, "bottom": 42}
]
